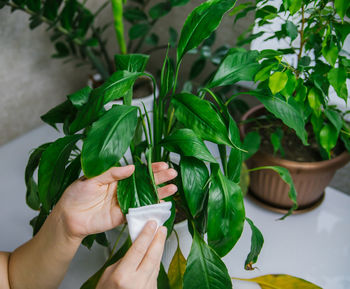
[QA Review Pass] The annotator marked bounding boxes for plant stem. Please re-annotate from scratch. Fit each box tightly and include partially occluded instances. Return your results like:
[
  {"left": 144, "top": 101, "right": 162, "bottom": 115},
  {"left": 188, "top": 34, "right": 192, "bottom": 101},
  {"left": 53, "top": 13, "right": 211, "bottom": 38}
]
[{"left": 110, "top": 0, "right": 127, "bottom": 54}]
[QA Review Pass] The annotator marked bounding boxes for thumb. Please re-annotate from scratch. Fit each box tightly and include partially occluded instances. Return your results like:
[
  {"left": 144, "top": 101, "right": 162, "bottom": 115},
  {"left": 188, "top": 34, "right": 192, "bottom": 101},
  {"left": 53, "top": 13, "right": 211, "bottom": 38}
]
[{"left": 91, "top": 165, "right": 135, "bottom": 185}]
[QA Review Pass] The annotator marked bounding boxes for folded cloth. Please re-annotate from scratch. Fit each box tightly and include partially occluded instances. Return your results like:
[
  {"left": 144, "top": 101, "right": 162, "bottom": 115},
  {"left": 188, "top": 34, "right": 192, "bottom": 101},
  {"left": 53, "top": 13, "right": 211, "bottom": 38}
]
[{"left": 126, "top": 202, "right": 172, "bottom": 242}]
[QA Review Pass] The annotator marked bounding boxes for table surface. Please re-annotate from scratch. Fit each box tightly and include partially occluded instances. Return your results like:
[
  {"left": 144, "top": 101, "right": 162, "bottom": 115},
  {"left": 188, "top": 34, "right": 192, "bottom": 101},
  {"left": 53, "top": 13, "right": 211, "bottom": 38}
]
[{"left": 0, "top": 125, "right": 349, "bottom": 289}]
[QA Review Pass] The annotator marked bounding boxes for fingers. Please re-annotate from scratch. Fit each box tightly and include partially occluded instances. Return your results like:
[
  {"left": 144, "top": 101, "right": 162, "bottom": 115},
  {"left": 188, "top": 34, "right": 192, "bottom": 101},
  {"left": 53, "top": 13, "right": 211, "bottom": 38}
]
[
  {"left": 91, "top": 165, "right": 135, "bottom": 185},
  {"left": 154, "top": 168, "right": 177, "bottom": 185},
  {"left": 151, "top": 162, "right": 169, "bottom": 173},
  {"left": 138, "top": 226, "right": 167, "bottom": 275},
  {"left": 120, "top": 221, "right": 158, "bottom": 270},
  {"left": 157, "top": 184, "right": 178, "bottom": 199}
]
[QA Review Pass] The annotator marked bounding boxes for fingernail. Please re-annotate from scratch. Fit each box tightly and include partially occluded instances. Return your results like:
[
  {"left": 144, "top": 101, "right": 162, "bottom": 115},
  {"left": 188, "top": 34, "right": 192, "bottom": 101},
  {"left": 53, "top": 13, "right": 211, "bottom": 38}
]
[
  {"left": 159, "top": 226, "right": 167, "bottom": 236},
  {"left": 147, "top": 220, "right": 157, "bottom": 230}
]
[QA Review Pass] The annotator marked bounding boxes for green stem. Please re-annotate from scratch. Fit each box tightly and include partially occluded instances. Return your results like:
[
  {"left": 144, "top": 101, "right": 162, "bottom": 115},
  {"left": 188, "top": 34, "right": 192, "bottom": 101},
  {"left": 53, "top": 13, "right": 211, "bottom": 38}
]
[
  {"left": 110, "top": 0, "right": 127, "bottom": 55},
  {"left": 108, "top": 224, "right": 127, "bottom": 259}
]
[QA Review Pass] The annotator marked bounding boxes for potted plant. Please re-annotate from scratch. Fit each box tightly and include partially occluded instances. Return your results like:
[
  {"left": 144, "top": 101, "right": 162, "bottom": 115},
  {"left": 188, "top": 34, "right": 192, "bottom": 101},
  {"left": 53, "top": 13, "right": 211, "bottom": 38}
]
[
  {"left": 24, "top": 0, "right": 304, "bottom": 288},
  {"left": 228, "top": 0, "right": 350, "bottom": 213}
]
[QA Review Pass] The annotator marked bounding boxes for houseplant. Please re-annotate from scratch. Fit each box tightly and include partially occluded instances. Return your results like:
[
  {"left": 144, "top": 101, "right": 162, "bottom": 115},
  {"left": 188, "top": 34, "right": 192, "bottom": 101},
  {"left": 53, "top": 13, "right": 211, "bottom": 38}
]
[
  {"left": 23, "top": 0, "right": 303, "bottom": 288},
  {"left": 0, "top": 0, "right": 188, "bottom": 82},
  {"left": 229, "top": 0, "right": 350, "bottom": 212}
]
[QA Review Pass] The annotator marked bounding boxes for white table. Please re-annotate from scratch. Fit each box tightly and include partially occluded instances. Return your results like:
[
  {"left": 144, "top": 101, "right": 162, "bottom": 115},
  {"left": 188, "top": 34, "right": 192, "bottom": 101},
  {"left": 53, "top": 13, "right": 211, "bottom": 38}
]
[{"left": 0, "top": 125, "right": 349, "bottom": 289}]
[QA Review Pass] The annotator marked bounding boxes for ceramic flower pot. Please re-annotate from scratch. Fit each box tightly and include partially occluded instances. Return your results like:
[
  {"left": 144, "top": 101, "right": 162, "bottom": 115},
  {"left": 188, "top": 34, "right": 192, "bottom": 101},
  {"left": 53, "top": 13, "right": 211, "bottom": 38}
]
[{"left": 240, "top": 104, "right": 350, "bottom": 212}]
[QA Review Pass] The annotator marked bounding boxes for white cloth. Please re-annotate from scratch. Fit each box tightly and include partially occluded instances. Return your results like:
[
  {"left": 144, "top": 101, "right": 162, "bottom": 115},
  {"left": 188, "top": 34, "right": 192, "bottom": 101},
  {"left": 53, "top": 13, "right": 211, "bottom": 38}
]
[{"left": 126, "top": 202, "right": 172, "bottom": 242}]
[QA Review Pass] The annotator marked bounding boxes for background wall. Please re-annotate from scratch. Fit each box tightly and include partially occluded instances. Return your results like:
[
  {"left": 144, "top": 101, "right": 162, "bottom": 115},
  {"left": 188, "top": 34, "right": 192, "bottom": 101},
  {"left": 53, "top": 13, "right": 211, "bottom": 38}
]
[{"left": 0, "top": 0, "right": 253, "bottom": 146}]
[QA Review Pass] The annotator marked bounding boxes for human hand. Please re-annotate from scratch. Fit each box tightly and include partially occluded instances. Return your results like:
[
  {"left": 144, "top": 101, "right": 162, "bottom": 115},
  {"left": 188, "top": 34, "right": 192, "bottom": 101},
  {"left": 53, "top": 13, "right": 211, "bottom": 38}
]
[
  {"left": 54, "top": 162, "right": 177, "bottom": 240},
  {"left": 96, "top": 221, "right": 166, "bottom": 289}
]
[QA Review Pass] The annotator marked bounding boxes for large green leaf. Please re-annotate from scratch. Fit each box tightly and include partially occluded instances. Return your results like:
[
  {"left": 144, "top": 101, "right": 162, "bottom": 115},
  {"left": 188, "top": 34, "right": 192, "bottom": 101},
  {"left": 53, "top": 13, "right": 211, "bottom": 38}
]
[
  {"left": 328, "top": 67, "right": 348, "bottom": 103},
  {"left": 114, "top": 54, "right": 149, "bottom": 73},
  {"left": 249, "top": 90, "right": 308, "bottom": 145},
  {"left": 168, "top": 243, "right": 186, "bottom": 289},
  {"left": 41, "top": 100, "right": 77, "bottom": 130},
  {"left": 81, "top": 105, "right": 138, "bottom": 178},
  {"left": 117, "top": 162, "right": 158, "bottom": 215},
  {"left": 160, "top": 128, "right": 217, "bottom": 163},
  {"left": 207, "top": 49, "right": 259, "bottom": 88},
  {"left": 180, "top": 157, "right": 209, "bottom": 218},
  {"left": 38, "top": 135, "right": 82, "bottom": 212},
  {"left": 183, "top": 229, "right": 232, "bottom": 289},
  {"left": 172, "top": 93, "right": 233, "bottom": 146},
  {"left": 25, "top": 143, "right": 51, "bottom": 210},
  {"left": 242, "top": 131, "right": 261, "bottom": 161},
  {"left": 158, "top": 263, "right": 171, "bottom": 289},
  {"left": 244, "top": 218, "right": 264, "bottom": 270},
  {"left": 68, "top": 86, "right": 92, "bottom": 109},
  {"left": 177, "top": 0, "right": 237, "bottom": 63},
  {"left": 207, "top": 167, "right": 245, "bottom": 257},
  {"left": 43, "top": 0, "right": 63, "bottom": 20}
]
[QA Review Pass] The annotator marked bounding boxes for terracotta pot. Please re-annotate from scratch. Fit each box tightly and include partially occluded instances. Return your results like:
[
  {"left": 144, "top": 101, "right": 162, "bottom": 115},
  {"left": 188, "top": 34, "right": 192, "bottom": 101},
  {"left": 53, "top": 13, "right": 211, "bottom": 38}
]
[{"left": 240, "top": 104, "right": 350, "bottom": 211}]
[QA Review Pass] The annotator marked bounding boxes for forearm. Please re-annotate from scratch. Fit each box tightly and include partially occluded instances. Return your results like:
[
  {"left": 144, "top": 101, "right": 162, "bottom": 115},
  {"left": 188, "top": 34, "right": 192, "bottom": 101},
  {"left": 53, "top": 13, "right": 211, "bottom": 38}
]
[
  {"left": 8, "top": 208, "right": 82, "bottom": 289},
  {"left": 0, "top": 252, "right": 10, "bottom": 289}
]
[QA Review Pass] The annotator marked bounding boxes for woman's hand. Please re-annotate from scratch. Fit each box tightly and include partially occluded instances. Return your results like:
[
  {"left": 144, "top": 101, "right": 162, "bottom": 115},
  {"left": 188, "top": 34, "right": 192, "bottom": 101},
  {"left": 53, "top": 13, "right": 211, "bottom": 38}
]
[
  {"left": 54, "top": 162, "right": 177, "bottom": 240},
  {"left": 96, "top": 221, "right": 166, "bottom": 289}
]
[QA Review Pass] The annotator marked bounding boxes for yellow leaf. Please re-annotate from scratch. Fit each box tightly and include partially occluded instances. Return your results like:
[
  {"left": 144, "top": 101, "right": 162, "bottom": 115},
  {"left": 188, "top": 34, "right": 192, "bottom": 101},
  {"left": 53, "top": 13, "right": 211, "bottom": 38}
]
[
  {"left": 233, "top": 274, "right": 322, "bottom": 289},
  {"left": 168, "top": 244, "right": 186, "bottom": 289}
]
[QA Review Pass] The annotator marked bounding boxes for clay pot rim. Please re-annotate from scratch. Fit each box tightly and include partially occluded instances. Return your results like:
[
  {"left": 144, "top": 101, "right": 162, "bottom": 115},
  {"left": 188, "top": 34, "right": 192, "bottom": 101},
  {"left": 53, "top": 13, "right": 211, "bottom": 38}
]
[{"left": 240, "top": 104, "right": 350, "bottom": 170}]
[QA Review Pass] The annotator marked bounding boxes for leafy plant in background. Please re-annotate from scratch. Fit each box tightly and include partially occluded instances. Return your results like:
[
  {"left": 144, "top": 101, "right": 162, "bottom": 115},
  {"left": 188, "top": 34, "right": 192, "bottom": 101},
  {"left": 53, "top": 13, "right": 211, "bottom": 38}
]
[
  {"left": 0, "top": 0, "right": 189, "bottom": 81},
  {"left": 230, "top": 0, "right": 350, "bottom": 161},
  {"left": 23, "top": 0, "right": 303, "bottom": 288}
]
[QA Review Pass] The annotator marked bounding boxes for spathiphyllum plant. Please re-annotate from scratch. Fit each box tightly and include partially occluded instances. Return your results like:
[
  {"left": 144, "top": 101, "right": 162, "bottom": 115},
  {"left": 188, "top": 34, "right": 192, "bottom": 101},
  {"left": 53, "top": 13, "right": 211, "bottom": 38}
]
[
  {"left": 230, "top": 0, "right": 350, "bottom": 160},
  {"left": 24, "top": 0, "right": 300, "bottom": 288},
  {"left": 0, "top": 0, "right": 189, "bottom": 81}
]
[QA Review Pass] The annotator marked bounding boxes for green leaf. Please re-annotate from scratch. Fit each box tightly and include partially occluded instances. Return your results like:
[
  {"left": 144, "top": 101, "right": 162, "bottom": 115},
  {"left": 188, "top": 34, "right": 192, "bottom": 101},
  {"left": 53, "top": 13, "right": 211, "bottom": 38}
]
[
  {"left": 322, "top": 42, "right": 338, "bottom": 67},
  {"left": 170, "top": 0, "right": 190, "bottom": 6},
  {"left": 294, "top": 79, "right": 307, "bottom": 103},
  {"left": 270, "top": 127, "right": 285, "bottom": 157},
  {"left": 43, "top": 0, "right": 63, "bottom": 20},
  {"left": 280, "top": 70, "right": 297, "bottom": 100},
  {"left": 81, "top": 105, "right": 138, "bottom": 178},
  {"left": 268, "top": 71, "right": 288, "bottom": 95},
  {"left": 38, "top": 135, "right": 82, "bottom": 212},
  {"left": 27, "top": 0, "right": 41, "bottom": 12},
  {"left": 25, "top": 143, "right": 51, "bottom": 210},
  {"left": 284, "top": 20, "right": 298, "bottom": 41},
  {"left": 160, "top": 128, "right": 217, "bottom": 163},
  {"left": 60, "top": 0, "right": 77, "bottom": 30},
  {"left": 320, "top": 123, "right": 338, "bottom": 159},
  {"left": 190, "top": 57, "right": 206, "bottom": 80},
  {"left": 325, "top": 109, "right": 343, "bottom": 135},
  {"left": 328, "top": 67, "right": 348, "bottom": 103},
  {"left": 177, "top": 0, "right": 237, "bottom": 63},
  {"left": 235, "top": 274, "right": 322, "bottom": 288},
  {"left": 149, "top": 2, "right": 171, "bottom": 19},
  {"left": 227, "top": 147, "right": 242, "bottom": 183},
  {"left": 158, "top": 263, "right": 171, "bottom": 289},
  {"left": 335, "top": 0, "right": 350, "bottom": 21},
  {"left": 282, "top": 0, "right": 301, "bottom": 15},
  {"left": 30, "top": 209, "right": 49, "bottom": 236},
  {"left": 117, "top": 162, "right": 158, "bottom": 214},
  {"left": 169, "top": 27, "right": 178, "bottom": 48},
  {"left": 67, "top": 86, "right": 92, "bottom": 109},
  {"left": 172, "top": 93, "right": 232, "bottom": 147},
  {"left": 96, "top": 232, "right": 109, "bottom": 247},
  {"left": 81, "top": 237, "right": 132, "bottom": 289},
  {"left": 123, "top": 7, "right": 148, "bottom": 22},
  {"left": 114, "top": 54, "right": 149, "bottom": 73},
  {"left": 41, "top": 100, "right": 77, "bottom": 130},
  {"left": 180, "top": 157, "right": 209, "bottom": 217},
  {"left": 207, "top": 49, "right": 259, "bottom": 88},
  {"left": 129, "top": 23, "right": 151, "bottom": 39},
  {"left": 251, "top": 166, "right": 298, "bottom": 219},
  {"left": 308, "top": 87, "right": 322, "bottom": 117},
  {"left": 168, "top": 243, "right": 186, "bottom": 289},
  {"left": 208, "top": 168, "right": 245, "bottom": 257},
  {"left": 183, "top": 229, "right": 232, "bottom": 289},
  {"left": 146, "top": 33, "right": 159, "bottom": 46},
  {"left": 242, "top": 131, "right": 261, "bottom": 161},
  {"left": 244, "top": 218, "right": 264, "bottom": 270},
  {"left": 250, "top": 90, "right": 308, "bottom": 145},
  {"left": 52, "top": 41, "right": 70, "bottom": 58}
]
